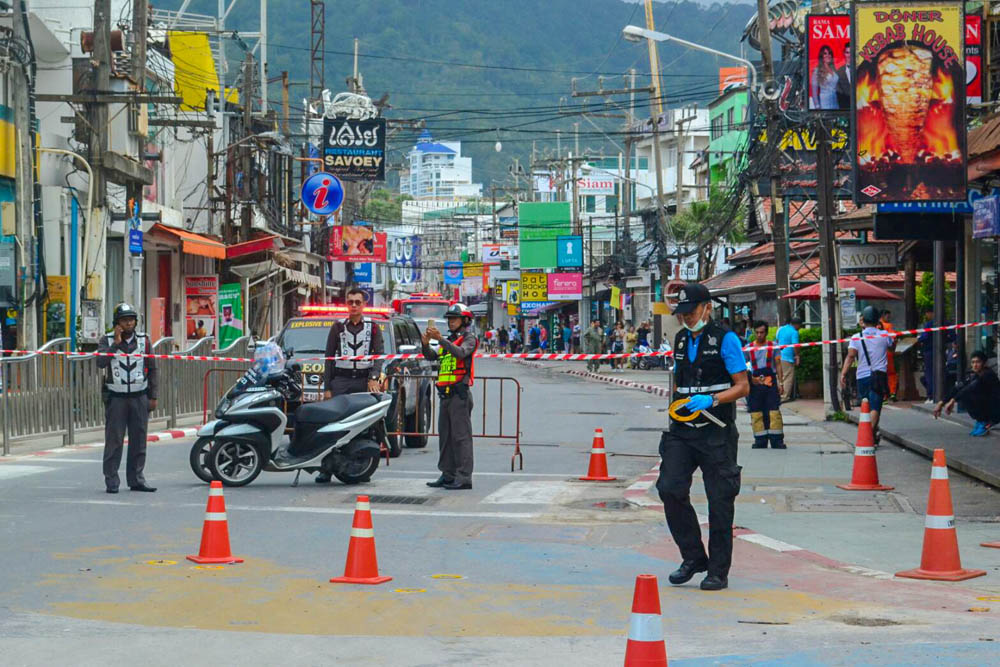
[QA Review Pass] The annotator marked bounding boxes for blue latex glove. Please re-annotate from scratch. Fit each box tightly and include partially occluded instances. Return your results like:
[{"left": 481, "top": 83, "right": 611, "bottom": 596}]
[{"left": 684, "top": 394, "right": 714, "bottom": 413}]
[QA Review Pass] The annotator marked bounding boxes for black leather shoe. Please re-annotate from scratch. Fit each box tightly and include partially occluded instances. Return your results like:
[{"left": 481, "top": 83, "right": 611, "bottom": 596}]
[
  {"left": 668, "top": 560, "right": 708, "bottom": 585},
  {"left": 426, "top": 476, "right": 454, "bottom": 488},
  {"left": 129, "top": 484, "right": 157, "bottom": 492},
  {"left": 106, "top": 488, "right": 119, "bottom": 494},
  {"left": 315, "top": 472, "right": 332, "bottom": 484},
  {"left": 700, "top": 574, "right": 728, "bottom": 591},
  {"left": 443, "top": 481, "right": 472, "bottom": 490}
]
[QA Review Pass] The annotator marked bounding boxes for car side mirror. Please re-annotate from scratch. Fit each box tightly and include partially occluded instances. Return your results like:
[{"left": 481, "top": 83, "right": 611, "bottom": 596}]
[{"left": 398, "top": 344, "right": 419, "bottom": 355}]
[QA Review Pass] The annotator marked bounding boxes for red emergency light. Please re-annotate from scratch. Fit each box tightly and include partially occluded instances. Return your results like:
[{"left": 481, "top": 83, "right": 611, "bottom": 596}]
[{"left": 300, "top": 304, "right": 394, "bottom": 316}]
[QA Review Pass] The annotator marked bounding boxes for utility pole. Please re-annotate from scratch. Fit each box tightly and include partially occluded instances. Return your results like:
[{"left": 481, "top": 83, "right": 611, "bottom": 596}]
[
  {"left": 570, "top": 152, "right": 581, "bottom": 235},
  {"left": 756, "top": 0, "right": 790, "bottom": 322},
  {"left": 12, "top": 0, "right": 36, "bottom": 348},
  {"left": 240, "top": 54, "right": 256, "bottom": 243},
  {"left": 281, "top": 71, "right": 290, "bottom": 136},
  {"left": 129, "top": 0, "right": 149, "bottom": 308}
]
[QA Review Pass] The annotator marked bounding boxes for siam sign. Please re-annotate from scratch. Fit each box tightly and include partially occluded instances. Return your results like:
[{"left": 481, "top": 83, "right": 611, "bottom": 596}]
[{"left": 853, "top": 2, "right": 967, "bottom": 203}]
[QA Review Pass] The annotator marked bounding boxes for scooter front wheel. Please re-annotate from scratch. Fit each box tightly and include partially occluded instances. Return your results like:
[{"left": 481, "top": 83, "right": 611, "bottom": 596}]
[
  {"left": 332, "top": 452, "right": 379, "bottom": 485},
  {"left": 189, "top": 437, "right": 217, "bottom": 483},
  {"left": 209, "top": 439, "right": 264, "bottom": 487}
]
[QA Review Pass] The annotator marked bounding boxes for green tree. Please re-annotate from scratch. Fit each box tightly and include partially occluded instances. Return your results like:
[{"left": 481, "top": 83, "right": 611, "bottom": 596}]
[
  {"left": 667, "top": 185, "right": 747, "bottom": 280},
  {"left": 915, "top": 271, "right": 953, "bottom": 319},
  {"left": 361, "top": 189, "right": 411, "bottom": 223}
]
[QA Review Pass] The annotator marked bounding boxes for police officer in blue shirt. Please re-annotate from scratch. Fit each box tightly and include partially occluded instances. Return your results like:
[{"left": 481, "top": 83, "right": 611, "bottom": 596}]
[{"left": 657, "top": 283, "right": 750, "bottom": 591}]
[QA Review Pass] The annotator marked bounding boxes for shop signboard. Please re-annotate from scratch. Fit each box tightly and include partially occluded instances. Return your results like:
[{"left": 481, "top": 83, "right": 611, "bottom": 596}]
[
  {"left": 576, "top": 170, "right": 615, "bottom": 195},
  {"left": 217, "top": 282, "right": 244, "bottom": 348},
  {"left": 838, "top": 244, "right": 898, "bottom": 274},
  {"left": 520, "top": 301, "right": 557, "bottom": 315},
  {"left": 852, "top": 2, "right": 967, "bottom": 203},
  {"left": 547, "top": 272, "right": 582, "bottom": 301},
  {"left": 328, "top": 225, "right": 387, "bottom": 263},
  {"left": 972, "top": 194, "right": 1000, "bottom": 238},
  {"left": 807, "top": 15, "right": 852, "bottom": 112},
  {"left": 556, "top": 235, "right": 583, "bottom": 268},
  {"left": 43, "top": 275, "right": 69, "bottom": 341},
  {"left": 443, "top": 261, "right": 463, "bottom": 284},
  {"left": 185, "top": 275, "right": 218, "bottom": 342},
  {"left": 321, "top": 117, "right": 387, "bottom": 180},
  {"left": 519, "top": 271, "right": 548, "bottom": 302},
  {"left": 966, "top": 15, "right": 982, "bottom": 104},
  {"left": 519, "top": 202, "right": 571, "bottom": 269},
  {"left": 756, "top": 124, "right": 854, "bottom": 199},
  {"left": 352, "top": 262, "right": 373, "bottom": 284}
]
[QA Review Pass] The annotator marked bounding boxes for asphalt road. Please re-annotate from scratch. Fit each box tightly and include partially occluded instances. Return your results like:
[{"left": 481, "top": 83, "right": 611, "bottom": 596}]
[{"left": 1, "top": 359, "right": 998, "bottom": 666}]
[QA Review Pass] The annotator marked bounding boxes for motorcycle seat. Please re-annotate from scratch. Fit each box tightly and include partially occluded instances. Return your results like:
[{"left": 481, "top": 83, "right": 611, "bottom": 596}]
[{"left": 295, "top": 393, "right": 380, "bottom": 424}]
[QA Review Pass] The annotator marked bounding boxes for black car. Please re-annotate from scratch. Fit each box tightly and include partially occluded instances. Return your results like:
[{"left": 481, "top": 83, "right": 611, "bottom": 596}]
[{"left": 273, "top": 312, "right": 434, "bottom": 457}]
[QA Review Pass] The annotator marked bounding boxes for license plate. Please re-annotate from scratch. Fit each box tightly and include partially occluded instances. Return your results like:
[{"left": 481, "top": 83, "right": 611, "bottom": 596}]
[{"left": 302, "top": 391, "right": 320, "bottom": 402}]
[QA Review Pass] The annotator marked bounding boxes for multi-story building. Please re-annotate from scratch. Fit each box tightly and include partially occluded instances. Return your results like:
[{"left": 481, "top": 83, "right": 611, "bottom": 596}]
[
  {"left": 400, "top": 130, "right": 482, "bottom": 200},
  {"left": 707, "top": 86, "right": 749, "bottom": 186},
  {"left": 633, "top": 107, "right": 710, "bottom": 211}
]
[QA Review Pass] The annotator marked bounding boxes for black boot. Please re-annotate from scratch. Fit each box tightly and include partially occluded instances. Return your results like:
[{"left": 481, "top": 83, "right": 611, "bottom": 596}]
[
  {"left": 426, "top": 476, "right": 453, "bottom": 488},
  {"left": 700, "top": 574, "right": 728, "bottom": 591},
  {"left": 668, "top": 560, "right": 708, "bottom": 585}
]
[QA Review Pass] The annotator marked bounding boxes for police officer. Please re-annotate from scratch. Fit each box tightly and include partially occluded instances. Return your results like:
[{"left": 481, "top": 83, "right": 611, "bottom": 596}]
[
  {"left": 422, "top": 303, "right": 478, "bottom": 490},
  {"left": 656, "top": 283, "right": 749, "bottom": 591},
  {"left": 97, "top": 303, "right": 158, "bottom": 493},
  {"left": 316, "top": 287, "right": 384, "bottom": 483}
]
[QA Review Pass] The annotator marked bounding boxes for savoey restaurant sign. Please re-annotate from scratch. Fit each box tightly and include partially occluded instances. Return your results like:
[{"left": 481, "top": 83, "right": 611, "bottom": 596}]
[{"left": 838, "top": 244, "right": 897, "bottom": 275}]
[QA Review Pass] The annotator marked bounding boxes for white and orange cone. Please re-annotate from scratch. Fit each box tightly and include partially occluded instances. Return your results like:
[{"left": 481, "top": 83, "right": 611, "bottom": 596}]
[
  {"left": 982, "top": 540, "right": 1000, "bottom": 549},
  {"left": 837, "top": 399, "right": 893, "bottom": 491},
  {"left": 580, "top": 428, "right": 616, "bottom": 481},
  {"left": 624, "top": 574, "right": 667, "bottom": 667},
  {"left": 330, "top": 495, "right": 392, "bottom": 585},
  {"left": 896, "top": 449, "right": 986, "bottom": 581},
  {"left": 187, "top": 481, "right": 244, "bottom": 564}
]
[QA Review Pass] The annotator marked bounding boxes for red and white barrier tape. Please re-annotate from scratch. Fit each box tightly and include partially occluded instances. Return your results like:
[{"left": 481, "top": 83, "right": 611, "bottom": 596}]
[{"left": 1, "top": 320, "right": 996, "bottom": 364}]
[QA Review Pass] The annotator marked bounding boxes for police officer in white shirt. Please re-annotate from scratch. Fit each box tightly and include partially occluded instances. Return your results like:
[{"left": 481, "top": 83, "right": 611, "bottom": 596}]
[{"left": 840, "top": 305, "right": 893, "bottom": 438}]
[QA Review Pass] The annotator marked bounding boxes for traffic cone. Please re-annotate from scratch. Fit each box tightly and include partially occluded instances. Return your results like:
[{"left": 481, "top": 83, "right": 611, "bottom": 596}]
[
  {"left": 624, "top": 574, "right": 667, "bottom": 667},
  {"left": 837, "top": 399, "right": 893, "bottom": 491},
  {"left": 982, "top": 541, "right": 1000, "bottom": 549},
  {"left": 580, "top": 428, "right": 616, "bottom": 481},
  {"left": 186, "top": 481, "right": 244, "bottom": 564},
  {"left": 896, "top": 449, "right": 986, "bottom": 581},
  {"left": 330, "top": 495, "right": 392, "bottom": 585}
]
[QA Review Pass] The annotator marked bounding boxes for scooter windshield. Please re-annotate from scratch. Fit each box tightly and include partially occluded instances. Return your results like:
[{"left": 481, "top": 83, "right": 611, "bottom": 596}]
[{"left": 227, "top": 366, "right": 269, "bottom": 398}]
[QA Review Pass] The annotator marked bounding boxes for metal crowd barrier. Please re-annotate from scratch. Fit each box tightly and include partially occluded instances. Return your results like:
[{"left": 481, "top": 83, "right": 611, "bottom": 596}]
[{"left": 1, "top": 335, "right": 251, "bottom": 455}]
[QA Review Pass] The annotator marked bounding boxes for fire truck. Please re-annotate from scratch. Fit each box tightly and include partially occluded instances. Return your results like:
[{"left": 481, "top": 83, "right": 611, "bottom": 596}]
[{"left": 390, "top": 292, "right": 454, "bottom": 321}]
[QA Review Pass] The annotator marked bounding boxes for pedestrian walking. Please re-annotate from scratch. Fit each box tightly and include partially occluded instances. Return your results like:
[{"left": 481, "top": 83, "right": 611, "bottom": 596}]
[
  {"left": 746, "top": 320, "right": 785, "bottom": 449},
  {"left": 318, "top": 287, "right": 385, "bottom": 482},
  {"left": 774, "top": 316, "right": 802, "bottom": 401},
  {"left": 880, "top": 310, "right": 898, "bottom": 400},
  {"left": 562, "top": 320, "right": 572, "bottom": 353},
  {"left": 656, "top": 283, "right": 749, "bottom": 591},
  {"left": 933, "top": 350, "right": 1000, "bottom": 435},
  {"left": 840, "top": 306, "right": 893, "bottom": 440},
  {"left": 423, "top": 303, "right": 478, "bottom": 490},
  {"left": 583, "top": 320, "right": 604, "bottom": 372},
  {"left": 572, "top": 320, "right": 581, "bottom": 353},
  {"left": 611, "top": 321, "right": 625, "bottom": 371},
  {"left": 528, "top": 322, "right": 541, "bottom": 351},
  {"left": 97, "top": 303, "right": 158, "bottom": 493},
  {"left": 498, "top": 326, "right": 509, "bottom": 353}
]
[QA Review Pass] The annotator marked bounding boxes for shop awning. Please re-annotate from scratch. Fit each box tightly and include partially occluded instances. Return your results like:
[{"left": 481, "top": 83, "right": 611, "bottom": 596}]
[
  {"left": 229, "top": 260, "right": 321, "bottom": 289},
  {"left": 226, "top": 235, "right": 281, "bottom": 259},
  {"left": 150, "top": 223, "right": 226, "bottom": 259},
  {"left": 782, "top": 276, "right": 900, "bottom": 301}
]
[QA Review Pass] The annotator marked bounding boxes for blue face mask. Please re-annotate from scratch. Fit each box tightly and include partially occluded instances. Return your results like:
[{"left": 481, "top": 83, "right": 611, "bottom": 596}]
[{"left": 681, "top": 305, "right": 708, "bottom": 332}]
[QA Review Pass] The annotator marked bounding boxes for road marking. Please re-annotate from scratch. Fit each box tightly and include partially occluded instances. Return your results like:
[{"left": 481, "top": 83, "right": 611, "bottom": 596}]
[
  {"left": 0, "top": 465, "right": 55, "bottom": 480},
  {"left": 6, "top": 457, "right": 99, "bottom": 464},
  {"left": 48, "top": 498, "right": 540, "bottom": 520},
  {"left": 379, "top": 470, "right": 578, "bottom": 479},
  {"left": 737, "top": 533, "right": 803, "bottom": 552},
  {"left": 481, "top": 481, "right": 580, "bottom": 505},
  {"left": 839, "top": 565, "right": 895, "bottom": 580}
]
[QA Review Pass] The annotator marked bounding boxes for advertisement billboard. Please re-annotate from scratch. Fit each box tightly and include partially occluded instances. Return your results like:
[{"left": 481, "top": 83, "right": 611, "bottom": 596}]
[
  {"left": 185, "top": 275, "right": 218, "bottom": 342},
  {"left": 966, "top": 15, "right": 982, "bottom": 104},
  {"left": 519, "top": 271, "right": 548, "bottom": 302},
  {"left": 328, "top": 225, "right": 387, "bottom": 263},
  {"left": 43, "top": 275, "right": 69, "bottom": 341},
  {"left": 518, "top": 202, "right": 571, "bottom": 269},
  {"left": 972, "top": 195, "right": 1000, "bottom": 238},
  {"left": 322, "top": 117, "right": 387, "bottom": 181},
  {"left": 807, "top": 15, "right": 852, "bottom": 111},
  {"left": 556, "top": 235, "right": 584, "bottom": 267},
  {"left": 547, "top": 272, "right": 582, "bottom": 301},
  {"left": 443, "top": 262, "right": 463, "bottom": 285},
  {"left": 852, "top": 2, "right": 967, "bottom": 202},
  {"left": 217, "top": 282, "right": 244, "bottom": 348},
  {"left": 756, "top": 124, "right": 854, "bottom": 199}
]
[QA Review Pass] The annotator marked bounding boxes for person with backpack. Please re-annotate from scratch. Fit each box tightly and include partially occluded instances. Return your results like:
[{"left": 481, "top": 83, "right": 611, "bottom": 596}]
[{"left": 840, "top": 306, "right": 894, "bottom": 439}]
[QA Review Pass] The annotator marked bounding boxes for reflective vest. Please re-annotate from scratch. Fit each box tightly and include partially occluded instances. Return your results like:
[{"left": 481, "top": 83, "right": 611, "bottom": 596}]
[
  {"left": 333, "top": 318, "right": 374, "bottom": 371},
  {"left": 436, "top": 332, "right": 476, "bottom": 387},
  {"left": 672, "top": 321, "right": 736, "bottom": 428},
  {"left": 749, "top": 343, "right": 775, "bottom": 372},
  {"left": 104, "top": 333, "right": 149, "bottom": 394}
]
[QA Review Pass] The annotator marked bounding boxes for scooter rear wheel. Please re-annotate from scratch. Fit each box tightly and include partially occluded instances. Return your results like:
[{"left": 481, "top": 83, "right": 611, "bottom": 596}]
[
  {"left": 189, "top": 437, "right": 217, "bottom": 483},
  {"left": 209, "top": 439, "right": 264, "bottom": 487},
  {"left": 332, "top": 452, "right": 379, "bottom": 485}
]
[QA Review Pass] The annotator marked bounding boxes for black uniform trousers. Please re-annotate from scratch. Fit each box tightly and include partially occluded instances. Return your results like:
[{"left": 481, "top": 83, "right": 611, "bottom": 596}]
[
  {"left": 437, "top": 383, "right": 474, "bottom": 485},
  {"left": 656, "top": 421, "right": 742, "bottom": 578},
  {"left": 328, "top": 375, "right": 369, "bottom": 396},
  {"left": 103, "top": 393, "right": 150, "bottom": 490}
]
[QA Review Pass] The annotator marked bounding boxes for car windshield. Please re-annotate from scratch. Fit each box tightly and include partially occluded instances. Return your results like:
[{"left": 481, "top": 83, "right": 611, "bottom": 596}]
[
  {"left": 276, "top": 318, "right": 393, "bottom": 356},
  {"left": 404, "top": 302, "right": 450, "bottom": 319}
]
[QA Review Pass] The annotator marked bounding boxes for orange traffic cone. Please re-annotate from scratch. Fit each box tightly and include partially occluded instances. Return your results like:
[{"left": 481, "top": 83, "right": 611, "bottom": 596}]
[
  {"left": 624, "top": 574, "right": 668, "bottom": 667},
  {"left": 330, "top": 495, "right": 392, "bottom": 585},
  {"left": 982, "top": 541, "right": 1000, "bottom": 549},
  {"left": 580, "top": 428, "right": 616, "bottom": 481},
  {"left": 837, "top": 399, "right": 893, "bottom": 491},
  {"left": 187, "top": 481, "right": 244, "bottom": 564},
  {"left": 896, "top": 449, "right": 986, "bottom": 581}
]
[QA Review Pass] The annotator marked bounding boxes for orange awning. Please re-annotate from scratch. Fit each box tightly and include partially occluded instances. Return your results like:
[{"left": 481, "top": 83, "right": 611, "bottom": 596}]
[{"left": 151, "top": 223, "right": 226, "bottom": 260}]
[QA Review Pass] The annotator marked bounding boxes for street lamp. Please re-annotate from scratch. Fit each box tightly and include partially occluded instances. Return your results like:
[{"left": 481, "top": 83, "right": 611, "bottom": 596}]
[{"left": 621, "top": 25, "right": 757, "bottom": 96}]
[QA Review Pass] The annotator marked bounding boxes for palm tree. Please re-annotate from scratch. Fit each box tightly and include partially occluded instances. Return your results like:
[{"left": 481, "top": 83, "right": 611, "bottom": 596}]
[{"left": 662, "top": 185, "right": 746, "bottom": 281}]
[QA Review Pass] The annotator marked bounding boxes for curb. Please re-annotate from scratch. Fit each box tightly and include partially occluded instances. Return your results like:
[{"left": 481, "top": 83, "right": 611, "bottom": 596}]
[{"left": 0, "top": 427, "right": 199, "bottom": 462}]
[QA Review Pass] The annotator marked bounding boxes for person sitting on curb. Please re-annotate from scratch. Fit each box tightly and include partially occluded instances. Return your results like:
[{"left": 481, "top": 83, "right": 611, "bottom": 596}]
[{"left": 932, "top": 350, "right": 1000, "bottom": 436}]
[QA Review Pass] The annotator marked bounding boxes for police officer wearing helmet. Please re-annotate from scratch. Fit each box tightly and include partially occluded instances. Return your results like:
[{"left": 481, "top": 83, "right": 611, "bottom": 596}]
[
  {"left": 656, "top": 283, "right": 749, "bottom": 591},
  {"left": 422, "top": 303, "right": 478, "bottom": 490},
  {"left": 96, "top": 303, "right": 158, "bottom": 493}
]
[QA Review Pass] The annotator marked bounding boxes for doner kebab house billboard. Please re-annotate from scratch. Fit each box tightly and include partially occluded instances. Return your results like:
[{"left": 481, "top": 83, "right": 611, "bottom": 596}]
[{"left": 852, "top": 2, "right": 967, "bottom": 203}]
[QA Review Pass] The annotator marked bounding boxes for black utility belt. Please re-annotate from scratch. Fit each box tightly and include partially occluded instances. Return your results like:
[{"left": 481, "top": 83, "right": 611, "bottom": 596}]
[
  {"left": 105, "top": 388, "right": 149, "bottom": 398},
  {"left": 333, "top": 369, "right": 372, "bottom": 379},
  {"left": 437, "top": 383, "right": 470, "bottom": 398}
]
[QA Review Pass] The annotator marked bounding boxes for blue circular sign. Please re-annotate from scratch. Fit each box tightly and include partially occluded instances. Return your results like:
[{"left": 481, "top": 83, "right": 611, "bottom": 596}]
[{"left": 301, "top": 172, "right": 344, "bottom": 216}]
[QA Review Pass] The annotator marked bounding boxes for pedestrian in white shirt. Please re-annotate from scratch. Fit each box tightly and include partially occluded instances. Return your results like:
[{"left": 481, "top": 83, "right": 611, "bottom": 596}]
[{"left": 839, "top": 306, "right": 894, "bottom": 439}]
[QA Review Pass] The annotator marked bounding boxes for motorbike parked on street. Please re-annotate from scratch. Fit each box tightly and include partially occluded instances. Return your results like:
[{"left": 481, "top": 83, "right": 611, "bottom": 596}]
[
  {"left": 189, "top": 343, "right": 392, "bottom": 487},
  {"left": 631, "top": 341, "right": 673, "bottom": 371}
]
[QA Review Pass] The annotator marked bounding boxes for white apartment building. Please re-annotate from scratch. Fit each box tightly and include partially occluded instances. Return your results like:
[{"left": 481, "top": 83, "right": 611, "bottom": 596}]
[
  {"left": 400, "top": 130, "right": 482, "bottom": 200},
  {"left": 633, "top": 107, "right": 711, "bottom": 210}
]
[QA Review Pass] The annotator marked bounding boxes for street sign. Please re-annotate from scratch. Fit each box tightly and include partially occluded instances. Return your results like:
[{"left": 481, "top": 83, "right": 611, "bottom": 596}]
[
  {"left": 556, "top": 235, "right": 583, "bottom": 268},
  {"left": 322, "top": 117, "right": 387, "bottom": 181},
  {"left": 443, "top": 261, "right": 463, "bottom": 285},
  {"left": 838, "top": 244, "right": 897, "bottom": 275},
  {"left": 840, "top": 287, "right": 857, "bottom": 324},
  {"left": 128, "top": 228, "right": 143, "bottom": 255},
  {"left": 301, "top": 172, "right": 345, "bottom": 216}
]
